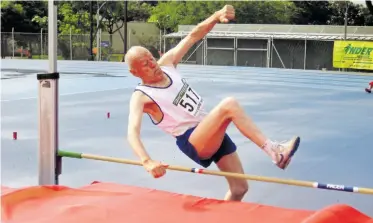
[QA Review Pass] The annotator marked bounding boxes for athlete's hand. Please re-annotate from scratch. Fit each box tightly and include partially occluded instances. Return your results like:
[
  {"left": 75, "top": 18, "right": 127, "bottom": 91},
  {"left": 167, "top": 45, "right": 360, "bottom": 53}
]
[
  {"left": 142, "top": 159, "right": 169, "bottom": 178},
  {"left": 216, "top": 5, "right": 235, "bottom": 23}
]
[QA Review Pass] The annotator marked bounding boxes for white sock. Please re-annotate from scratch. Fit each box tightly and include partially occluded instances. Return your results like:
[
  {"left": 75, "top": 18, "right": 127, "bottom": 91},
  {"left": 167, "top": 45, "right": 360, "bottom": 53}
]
[{"left": 261, "top": 139, "right": 278, "bottom": 161}]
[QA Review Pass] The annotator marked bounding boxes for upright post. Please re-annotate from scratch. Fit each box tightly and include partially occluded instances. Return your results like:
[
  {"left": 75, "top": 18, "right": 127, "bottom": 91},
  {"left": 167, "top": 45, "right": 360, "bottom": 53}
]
[
  {"left": 96, "top": 4, "right": 100, "bottom": 61},
  {"left": 12, "top": 27, "right": 15, "bottom": 58},
  {"left": 37, "top": 0, "right": 60, "bottom": 185},
  {"left": 343, "top": 1, "right": 349, "bottom": 72},
  {"left": 304, "top": 34, "right": 307, "bottom": 70},
  {"left": 41, "top": 28, "right": 43, "bottom": 57},
  {"left": 163, "top": 30, "right": 166, "bottom": 53},
  {"left": 89, "top": 1, "right": 94, "bottom": 61},
  {"left": 70, "top": 26, "right": 73, "bottom": 60},
  {"left": 123, "top": 0, "right": 128, "bottom": 59},
  {"left": 344, "top": 2, "right": 348, "bottom": 41}
]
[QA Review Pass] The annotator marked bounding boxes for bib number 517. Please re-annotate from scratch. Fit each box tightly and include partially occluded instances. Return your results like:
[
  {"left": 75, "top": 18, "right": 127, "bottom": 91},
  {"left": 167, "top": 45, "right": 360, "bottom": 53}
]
[
  {"left": 179, "top": 87, "right": 200, "bottom": 113},
  {"left": 179, "top": 99, "right": 194, "bottom": 112}
]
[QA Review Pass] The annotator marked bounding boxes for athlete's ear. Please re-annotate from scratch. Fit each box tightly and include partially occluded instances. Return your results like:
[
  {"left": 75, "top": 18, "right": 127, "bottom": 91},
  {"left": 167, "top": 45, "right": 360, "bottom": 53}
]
[{"left": 129, "top": 67, "right": 139, "bottom": 76}]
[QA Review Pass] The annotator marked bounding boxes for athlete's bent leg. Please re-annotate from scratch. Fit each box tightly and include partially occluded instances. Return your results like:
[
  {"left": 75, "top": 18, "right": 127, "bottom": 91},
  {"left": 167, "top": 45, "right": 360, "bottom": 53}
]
[
  {"left": 189, "top": 97, "right": 300, "bottom": 169},
  {"left": 216, "top": 152, "right": 248, "bottom": 201},
  {"left": 189, "top": 97, "right": 266, "bottom": 156}
]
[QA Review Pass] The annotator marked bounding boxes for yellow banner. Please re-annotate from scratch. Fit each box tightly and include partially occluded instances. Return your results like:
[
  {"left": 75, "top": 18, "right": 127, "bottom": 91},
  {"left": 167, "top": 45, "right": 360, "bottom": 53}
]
[{"left": 333, "top": 41, "right": 373, "bottom": 70}]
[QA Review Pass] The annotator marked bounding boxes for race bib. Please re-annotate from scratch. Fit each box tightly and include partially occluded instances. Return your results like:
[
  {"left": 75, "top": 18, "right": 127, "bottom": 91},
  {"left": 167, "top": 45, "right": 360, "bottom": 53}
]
[{"left": 173, "top": 79, "right": 204, "bottom": 116}]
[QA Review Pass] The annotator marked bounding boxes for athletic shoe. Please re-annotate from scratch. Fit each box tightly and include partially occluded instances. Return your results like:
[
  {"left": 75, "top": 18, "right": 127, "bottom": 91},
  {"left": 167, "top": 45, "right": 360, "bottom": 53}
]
[
  {"left": 272, "top": 136, "right": 301, "bottom": 170},
  {"left": 365, "top": 88, "right": 371, "bottom": 93}
]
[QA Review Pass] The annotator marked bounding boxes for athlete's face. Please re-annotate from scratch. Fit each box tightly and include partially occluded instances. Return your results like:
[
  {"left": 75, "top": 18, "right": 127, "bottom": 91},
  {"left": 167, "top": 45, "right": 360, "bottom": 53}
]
[{"left": 130, "top": 51, "right": 163, "bottom": 82}]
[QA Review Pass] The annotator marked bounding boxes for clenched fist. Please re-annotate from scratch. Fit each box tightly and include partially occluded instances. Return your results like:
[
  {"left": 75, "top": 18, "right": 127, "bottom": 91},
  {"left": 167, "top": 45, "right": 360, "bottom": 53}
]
[
  {"left": 216, "top": 5, "right": 235, "bottom": 23},
  {"left": 143, "top": 159, "right": 168, "bottom": 178}
]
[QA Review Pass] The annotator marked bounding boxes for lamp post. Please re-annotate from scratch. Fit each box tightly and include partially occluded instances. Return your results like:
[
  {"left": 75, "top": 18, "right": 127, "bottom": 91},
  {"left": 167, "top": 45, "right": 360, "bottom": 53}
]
[
  {"left": 156, "top": 20, "right": 162, "bottom": 53},
  {"left": 96, "top": 1, "right": 107, "bottom": 61}
]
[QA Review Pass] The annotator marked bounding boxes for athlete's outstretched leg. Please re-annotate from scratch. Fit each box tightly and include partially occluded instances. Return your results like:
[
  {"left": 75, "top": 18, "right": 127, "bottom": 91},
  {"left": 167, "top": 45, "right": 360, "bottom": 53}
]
[{"left": 189, "top": 97, "right": 300, "bottom": 169}]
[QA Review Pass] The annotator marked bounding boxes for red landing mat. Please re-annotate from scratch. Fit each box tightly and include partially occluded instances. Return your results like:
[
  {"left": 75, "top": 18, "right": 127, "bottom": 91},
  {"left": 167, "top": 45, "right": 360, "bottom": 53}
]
[{"left": 1, "top": 182, "right": 372, "bottom": 223}]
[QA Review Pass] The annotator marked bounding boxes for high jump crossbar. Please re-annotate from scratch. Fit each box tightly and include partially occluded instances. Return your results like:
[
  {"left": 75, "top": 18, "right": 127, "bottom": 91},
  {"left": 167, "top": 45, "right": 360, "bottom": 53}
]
[{"left": 58, "top": 150, "right": 373, "bottom": 195}]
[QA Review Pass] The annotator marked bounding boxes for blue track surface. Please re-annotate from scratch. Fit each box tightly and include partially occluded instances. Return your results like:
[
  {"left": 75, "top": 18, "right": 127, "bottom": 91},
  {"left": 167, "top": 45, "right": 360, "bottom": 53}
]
[{"left": 1, "top": 59, "right": 373, "bottom": 216}]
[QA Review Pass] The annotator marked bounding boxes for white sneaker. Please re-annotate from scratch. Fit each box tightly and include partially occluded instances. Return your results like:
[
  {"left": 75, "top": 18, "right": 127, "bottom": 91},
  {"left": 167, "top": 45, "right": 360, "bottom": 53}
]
[{"left": 272, "top": 136, "right": 301, "bottom": 170}]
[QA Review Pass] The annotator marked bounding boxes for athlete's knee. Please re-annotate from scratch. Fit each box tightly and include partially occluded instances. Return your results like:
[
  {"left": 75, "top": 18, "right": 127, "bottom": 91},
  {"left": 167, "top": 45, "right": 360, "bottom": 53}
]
[
  {"left": 219, "top": 97, "right": 240, "bottom": 115},
  {"left": 230, "top": 180, "right": 249, "bottom": 198}
]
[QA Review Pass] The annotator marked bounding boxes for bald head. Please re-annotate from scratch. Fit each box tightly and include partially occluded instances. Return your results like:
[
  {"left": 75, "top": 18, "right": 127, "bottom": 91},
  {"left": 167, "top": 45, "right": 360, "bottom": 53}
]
[
  {"left": 124, "top": 46, "right": 162, "bottom": 81},
  {"left": 125, "top": 46, "right": 151, "bottom": 69}
]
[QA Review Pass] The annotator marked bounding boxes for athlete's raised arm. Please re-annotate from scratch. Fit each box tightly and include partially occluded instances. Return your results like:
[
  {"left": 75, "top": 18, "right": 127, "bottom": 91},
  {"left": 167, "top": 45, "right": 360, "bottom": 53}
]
[
  {"left": 127, "top": 91, "right": 168, "bottom": 178},
  {"left": 158, "top": 5, "right": 235, "bottom": 67}
]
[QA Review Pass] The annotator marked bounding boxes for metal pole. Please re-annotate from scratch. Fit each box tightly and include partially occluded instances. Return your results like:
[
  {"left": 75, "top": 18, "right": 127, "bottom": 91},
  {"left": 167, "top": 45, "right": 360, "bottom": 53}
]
[
  {"left": 99, "top": 28, "right": 102, "bottom": 60},
  {"left": 204, "top": 36, "right": 208, "bottom": 65},
  {"left": 156, "top": 20, "right": 162, "bottom": 53},
  {"left": 343, "top": 1, "right": 348, "bottom": 72},
  {"left": 163, "top": 27, "right": 166, "bottom": 53},
  {"left": 12, "top": 27, "right": 14, "bottom": 58},
  {"left": 202, "top": 37, "right": 205, "bottom": 65},
  {"left": 270, "top": 37, "right": 273, "bottom": 67},
  {"left": 96, "top": 1, "right": 107, "bottom": 61},
  {"left": 96, "top": 7, "right": 99, "bottom": 61},
  {"left": 266, "top": 38, "right": 270, "bottom": 68},
  {"left": 70, "top": 27, "right": 72, "bottom": 60},
  {"left": 159, "top": 24, "right": 162, "bottom": 52},
  {"left": 204, "top": 37, "right": 207, "bottom": 65},
  {"left": 234, "top": 37, "right": 237, "bottom": 66},
  {"left": 49, "top": 4, "right": 57, "bottom": 72},
  {"left": 304, "top": 34, "right": 307, "bottom": 70},
  {"left": 128, "top": 28, "right": 131, "bottom": 50},
  {"left": 272, "top": 41, "right": 286, "bottom": 69},
  {"left": 89, "top": 1, "right": 94, "bottom": 61},
  {"left": 161, "top": 15, "right": 170, "bottom": 54},
  {"left": 40, "top": 29, "right": 43, "bottom": 57},
  {"left": 344, "top": 2, "right": 348, "bottom": 41},
  {"left": 38, "top": 0, "right": 59, "bottom": 186},
  {"left": 123, "top": 0, "right": 127, "bottom": 59}
]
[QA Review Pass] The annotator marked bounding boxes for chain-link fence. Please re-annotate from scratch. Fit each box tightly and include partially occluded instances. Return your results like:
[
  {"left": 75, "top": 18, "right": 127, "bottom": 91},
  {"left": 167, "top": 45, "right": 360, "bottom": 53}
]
[
  {"left": 270, "top": 38, "right": 334, "bottom": 70},
  {"left": 1, "top": 28, "right": 160, "bottom": 61},
  {"left": 163, "top": 36, "right": 372, "bottom": 72}
]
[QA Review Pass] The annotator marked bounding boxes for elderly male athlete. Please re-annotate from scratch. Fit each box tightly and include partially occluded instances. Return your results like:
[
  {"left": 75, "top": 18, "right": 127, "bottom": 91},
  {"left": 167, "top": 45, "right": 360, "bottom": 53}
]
[{"left": 125, "top": 5, "right": 300, "bottom": 201}]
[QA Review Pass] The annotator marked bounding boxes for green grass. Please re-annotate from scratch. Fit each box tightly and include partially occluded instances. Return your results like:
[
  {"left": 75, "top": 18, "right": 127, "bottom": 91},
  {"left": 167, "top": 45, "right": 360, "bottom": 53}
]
[{"left": 108, "top": 53, "right": 124, "bottom": 62}]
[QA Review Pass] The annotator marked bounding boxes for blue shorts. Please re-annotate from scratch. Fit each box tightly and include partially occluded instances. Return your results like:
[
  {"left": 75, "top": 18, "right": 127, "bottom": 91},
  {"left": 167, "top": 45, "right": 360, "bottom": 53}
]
[{"left": 175, "top": 126, "right": 237, "bottom": 168}]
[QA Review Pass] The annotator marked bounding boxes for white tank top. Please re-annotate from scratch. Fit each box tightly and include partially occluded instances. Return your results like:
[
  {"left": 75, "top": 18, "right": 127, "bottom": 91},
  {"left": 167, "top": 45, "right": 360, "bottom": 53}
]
[{"left": 135, "top": 65, "right": 207, "bottom": 137}]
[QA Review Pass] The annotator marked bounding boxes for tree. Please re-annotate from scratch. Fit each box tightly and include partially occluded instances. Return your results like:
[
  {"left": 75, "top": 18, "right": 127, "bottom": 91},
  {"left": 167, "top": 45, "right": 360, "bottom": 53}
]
[
  {"left": 1, "top": 1, "right": 48, "bottom": 57},
  {"left": 128, "top": 1, "right": 153, "bottom": 22},
  {"left": 148, "top": 1, "right": 297, "bottom": 33},
  {"left": 234, "top": 1, "right": 297, "bottom": 24},
  {"left": 328, "top": 1, "right": 373, "bottom": 26},
  {"left": 148, "top": 1, "right": 186, "bottom": 32},
  {"left": 1, "top": 1, "right": 47, "bottom": 32},
  {"left": 291, "top": 1, "right": 372, "bottom": 26},
  {"left": 32, "top": 2, "right": 91, "bottom": 34},
  {"left": 97, "top": 1, "right": 126, "bottom": 54},
  {"left": 367, "top": 0, "right": 373, "bottom": 14},
  {"left": 32, "top": 1, "right": 93, "bottom": 59},
  {"left": 291, "top": 1, "right": 331, "bottom": 25}
]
